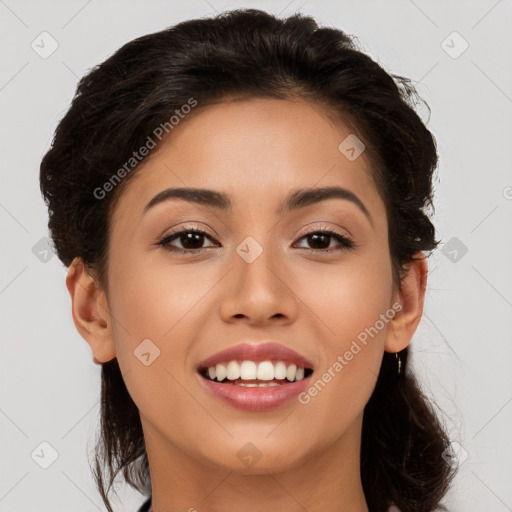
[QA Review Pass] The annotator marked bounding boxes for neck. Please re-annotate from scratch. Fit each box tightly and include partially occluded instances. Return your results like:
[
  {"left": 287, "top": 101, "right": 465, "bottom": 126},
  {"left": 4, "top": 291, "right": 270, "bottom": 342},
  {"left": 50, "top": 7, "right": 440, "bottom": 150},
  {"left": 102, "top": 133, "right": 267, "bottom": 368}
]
[{"left": 142, "top": 413, "right": 369, "bottom": 512}]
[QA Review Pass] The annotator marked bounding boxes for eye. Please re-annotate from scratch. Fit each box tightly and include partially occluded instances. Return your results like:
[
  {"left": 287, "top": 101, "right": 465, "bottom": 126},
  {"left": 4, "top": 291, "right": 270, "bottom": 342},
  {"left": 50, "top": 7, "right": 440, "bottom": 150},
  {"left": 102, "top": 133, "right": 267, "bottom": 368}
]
[
  {"left": 293, "top": 228, "right": 355, "bottom": 252},
  {"left": 156, "top": 227, "right": 219, "bottom": 253}
]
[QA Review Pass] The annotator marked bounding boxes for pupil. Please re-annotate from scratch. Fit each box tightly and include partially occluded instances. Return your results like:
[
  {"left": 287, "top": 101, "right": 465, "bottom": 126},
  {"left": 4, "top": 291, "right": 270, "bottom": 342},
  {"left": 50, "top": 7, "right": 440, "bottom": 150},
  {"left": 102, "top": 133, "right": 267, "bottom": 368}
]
[
  {"left": 309, "top": 233, "right": 329, "bottom": 249},
  {"left": 182, "top": 232, "right": 203, "bottom": 249}
]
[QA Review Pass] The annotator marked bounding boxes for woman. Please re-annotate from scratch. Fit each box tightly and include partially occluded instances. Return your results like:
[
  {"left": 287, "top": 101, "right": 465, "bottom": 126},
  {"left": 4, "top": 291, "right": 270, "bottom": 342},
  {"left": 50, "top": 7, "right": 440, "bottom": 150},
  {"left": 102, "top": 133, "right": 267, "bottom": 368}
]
[{"left": 39, "top": 8, "right": 456, "bottom": 512}]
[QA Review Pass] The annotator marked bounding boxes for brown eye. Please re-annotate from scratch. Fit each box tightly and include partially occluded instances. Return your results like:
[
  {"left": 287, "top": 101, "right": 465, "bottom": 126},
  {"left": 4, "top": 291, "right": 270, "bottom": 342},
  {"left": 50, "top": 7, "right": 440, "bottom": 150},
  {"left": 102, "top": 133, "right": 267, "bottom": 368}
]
[
  {"left": 157, "top": 228, "right": 219, "bottom": 252},
  {"left": 294, "top": 230, "right": 355, "bottom": 252}
]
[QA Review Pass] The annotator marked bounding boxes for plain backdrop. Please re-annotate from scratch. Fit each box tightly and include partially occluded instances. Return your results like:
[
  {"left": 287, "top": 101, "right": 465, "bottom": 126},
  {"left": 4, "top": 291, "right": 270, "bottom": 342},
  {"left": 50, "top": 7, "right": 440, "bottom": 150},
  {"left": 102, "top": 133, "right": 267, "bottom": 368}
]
[{"left": 1, "top": 0, "right": 511, "bottom": 511}]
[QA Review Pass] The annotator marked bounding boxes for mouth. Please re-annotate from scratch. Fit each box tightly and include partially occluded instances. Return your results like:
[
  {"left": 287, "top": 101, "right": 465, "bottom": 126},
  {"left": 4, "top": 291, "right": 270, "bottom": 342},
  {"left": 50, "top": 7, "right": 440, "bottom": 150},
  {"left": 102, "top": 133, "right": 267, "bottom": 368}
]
[
  {"left": 196, "top": 342, "right": 315, "bottom": 411},
  {"left": 198, "top": 360, "right": 314, "bottom": 386}
]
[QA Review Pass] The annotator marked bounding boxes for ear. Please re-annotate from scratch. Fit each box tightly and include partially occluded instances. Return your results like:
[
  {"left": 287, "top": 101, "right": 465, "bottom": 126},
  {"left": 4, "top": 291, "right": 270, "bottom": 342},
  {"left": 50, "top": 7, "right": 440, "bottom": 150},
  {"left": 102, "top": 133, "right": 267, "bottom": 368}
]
[
  {"left": 65, "top": 257, "right": 116, "bottom": 364},
  {"left": 384, "top": 252, "right": 428, "bottom": 353}
]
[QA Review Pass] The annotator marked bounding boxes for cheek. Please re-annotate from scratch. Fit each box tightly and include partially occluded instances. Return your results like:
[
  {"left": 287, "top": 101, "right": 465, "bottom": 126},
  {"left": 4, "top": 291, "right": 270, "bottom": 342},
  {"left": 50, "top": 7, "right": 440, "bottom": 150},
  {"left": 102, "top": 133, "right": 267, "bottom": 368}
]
[
  {"left": 108, "top": 253, "right": 218, "bottom": 346},
  {"left": 292, "top": 246, "right": 394, "bottom": 343},
  {"left": 105, "top": 254, "right": 221, "bottom": 410},
  {"left": 291, "top": 249, "right": 393, "bottom": 420}
]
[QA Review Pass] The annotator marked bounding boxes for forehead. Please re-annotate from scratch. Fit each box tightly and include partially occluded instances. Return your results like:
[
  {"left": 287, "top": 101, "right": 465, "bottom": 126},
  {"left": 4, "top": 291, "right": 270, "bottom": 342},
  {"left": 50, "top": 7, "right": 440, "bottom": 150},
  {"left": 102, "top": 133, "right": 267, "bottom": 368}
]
[{"left": 111, "top": 97, "right": 382, "bottom": 224}]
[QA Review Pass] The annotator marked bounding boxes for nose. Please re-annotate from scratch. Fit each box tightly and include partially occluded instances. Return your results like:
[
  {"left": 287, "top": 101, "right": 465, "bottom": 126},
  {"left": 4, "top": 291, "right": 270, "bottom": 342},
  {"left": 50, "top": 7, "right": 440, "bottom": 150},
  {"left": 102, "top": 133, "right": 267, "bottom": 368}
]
[{"left": 218, "top": 242, "right": 299, "bottom": 326}]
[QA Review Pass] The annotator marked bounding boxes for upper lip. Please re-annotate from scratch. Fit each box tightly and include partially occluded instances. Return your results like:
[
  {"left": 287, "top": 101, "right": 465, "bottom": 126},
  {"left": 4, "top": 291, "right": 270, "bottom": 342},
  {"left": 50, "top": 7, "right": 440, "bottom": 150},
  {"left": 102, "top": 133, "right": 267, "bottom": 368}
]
[{"left": 197, "top": 341, "right": 314, "bottom": 370}]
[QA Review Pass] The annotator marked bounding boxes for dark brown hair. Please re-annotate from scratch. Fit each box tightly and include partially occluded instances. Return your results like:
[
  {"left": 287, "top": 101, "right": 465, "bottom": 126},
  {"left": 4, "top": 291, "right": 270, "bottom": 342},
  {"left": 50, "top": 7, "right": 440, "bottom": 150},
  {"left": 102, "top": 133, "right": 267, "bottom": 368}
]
[{"left": 39, "top": 8, "right": 456, "bottom": 512}]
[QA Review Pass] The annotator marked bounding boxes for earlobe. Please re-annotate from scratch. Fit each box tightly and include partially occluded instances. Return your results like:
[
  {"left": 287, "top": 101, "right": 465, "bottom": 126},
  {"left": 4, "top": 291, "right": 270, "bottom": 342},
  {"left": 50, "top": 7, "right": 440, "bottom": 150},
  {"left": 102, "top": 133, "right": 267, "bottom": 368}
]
[
  {"left": 384, "top": 252, "right": 428, "bottom": 353},
  {"left": 65, "top": 257, "right": 116, "bottom": 364}
]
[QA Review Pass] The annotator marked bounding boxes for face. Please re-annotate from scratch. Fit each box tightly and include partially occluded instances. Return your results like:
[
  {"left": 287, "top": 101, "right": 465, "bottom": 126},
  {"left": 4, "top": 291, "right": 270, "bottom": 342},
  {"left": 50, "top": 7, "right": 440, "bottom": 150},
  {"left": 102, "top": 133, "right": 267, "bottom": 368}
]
[{"left": 99, "top": 97, "right": 399, "bottom": 474}]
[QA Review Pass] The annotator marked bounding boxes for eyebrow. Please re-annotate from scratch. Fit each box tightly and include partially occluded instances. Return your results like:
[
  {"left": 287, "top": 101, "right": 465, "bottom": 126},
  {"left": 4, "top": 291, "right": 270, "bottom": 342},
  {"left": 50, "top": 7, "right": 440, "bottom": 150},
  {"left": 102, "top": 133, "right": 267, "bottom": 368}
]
[{"left": 142, "top": 186, "right": 372, "bottom": 224}]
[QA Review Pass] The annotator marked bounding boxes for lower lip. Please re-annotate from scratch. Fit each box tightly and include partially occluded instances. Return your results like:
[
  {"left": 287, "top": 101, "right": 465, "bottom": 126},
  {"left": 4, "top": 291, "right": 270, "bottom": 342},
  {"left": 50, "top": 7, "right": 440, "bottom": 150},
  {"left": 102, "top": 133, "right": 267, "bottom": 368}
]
[{"left": 198, "top": 374, "right": 312, "bottom": 411}]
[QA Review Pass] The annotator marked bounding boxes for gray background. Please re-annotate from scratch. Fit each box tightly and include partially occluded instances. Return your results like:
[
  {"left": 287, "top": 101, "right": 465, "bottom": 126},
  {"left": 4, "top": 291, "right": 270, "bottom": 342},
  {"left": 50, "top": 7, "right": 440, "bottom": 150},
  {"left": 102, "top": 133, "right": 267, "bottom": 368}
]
[{"left": 1, "top": 0, "right": 511, "bottom": 510}]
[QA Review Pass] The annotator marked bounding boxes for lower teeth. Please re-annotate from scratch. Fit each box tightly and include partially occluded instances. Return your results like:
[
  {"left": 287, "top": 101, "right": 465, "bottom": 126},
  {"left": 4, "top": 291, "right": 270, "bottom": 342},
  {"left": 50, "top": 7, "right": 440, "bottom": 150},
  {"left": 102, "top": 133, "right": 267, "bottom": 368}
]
[
  {"left": 206, "top": 376, "right": 284, "bottom": 387},
  {"left": 236, "top": 382, "right": 281, "bottom": 387}
]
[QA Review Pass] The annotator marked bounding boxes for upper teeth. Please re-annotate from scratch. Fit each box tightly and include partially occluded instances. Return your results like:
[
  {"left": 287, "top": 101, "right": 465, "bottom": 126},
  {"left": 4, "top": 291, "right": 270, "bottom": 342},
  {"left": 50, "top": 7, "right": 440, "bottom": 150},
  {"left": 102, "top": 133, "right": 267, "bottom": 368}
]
[{"left": 207, "top": 360, "right": 306, "bottom": 382}]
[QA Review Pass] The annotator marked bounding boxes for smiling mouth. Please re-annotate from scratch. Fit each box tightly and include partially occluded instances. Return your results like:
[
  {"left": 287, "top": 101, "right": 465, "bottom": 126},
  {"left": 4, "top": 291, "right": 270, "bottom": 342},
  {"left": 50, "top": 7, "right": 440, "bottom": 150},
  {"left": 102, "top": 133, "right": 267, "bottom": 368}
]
[{"left": 198, "top": 360, "right": 314, "bottom": 386}]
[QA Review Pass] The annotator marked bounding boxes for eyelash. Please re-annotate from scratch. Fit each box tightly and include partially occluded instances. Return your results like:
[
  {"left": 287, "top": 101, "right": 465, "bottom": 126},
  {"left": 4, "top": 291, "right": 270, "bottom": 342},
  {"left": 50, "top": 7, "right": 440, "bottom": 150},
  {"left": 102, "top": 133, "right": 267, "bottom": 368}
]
[{"left": 156, "top": 225, "right": 356, "bottom": 254}]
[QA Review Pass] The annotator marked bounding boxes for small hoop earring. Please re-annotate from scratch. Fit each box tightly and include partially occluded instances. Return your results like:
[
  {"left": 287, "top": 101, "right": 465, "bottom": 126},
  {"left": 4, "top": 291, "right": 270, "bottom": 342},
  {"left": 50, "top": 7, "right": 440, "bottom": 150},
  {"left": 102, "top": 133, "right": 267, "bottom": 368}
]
[{"left": 395, "top": 352, "right": 402, "bottom": 376}]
